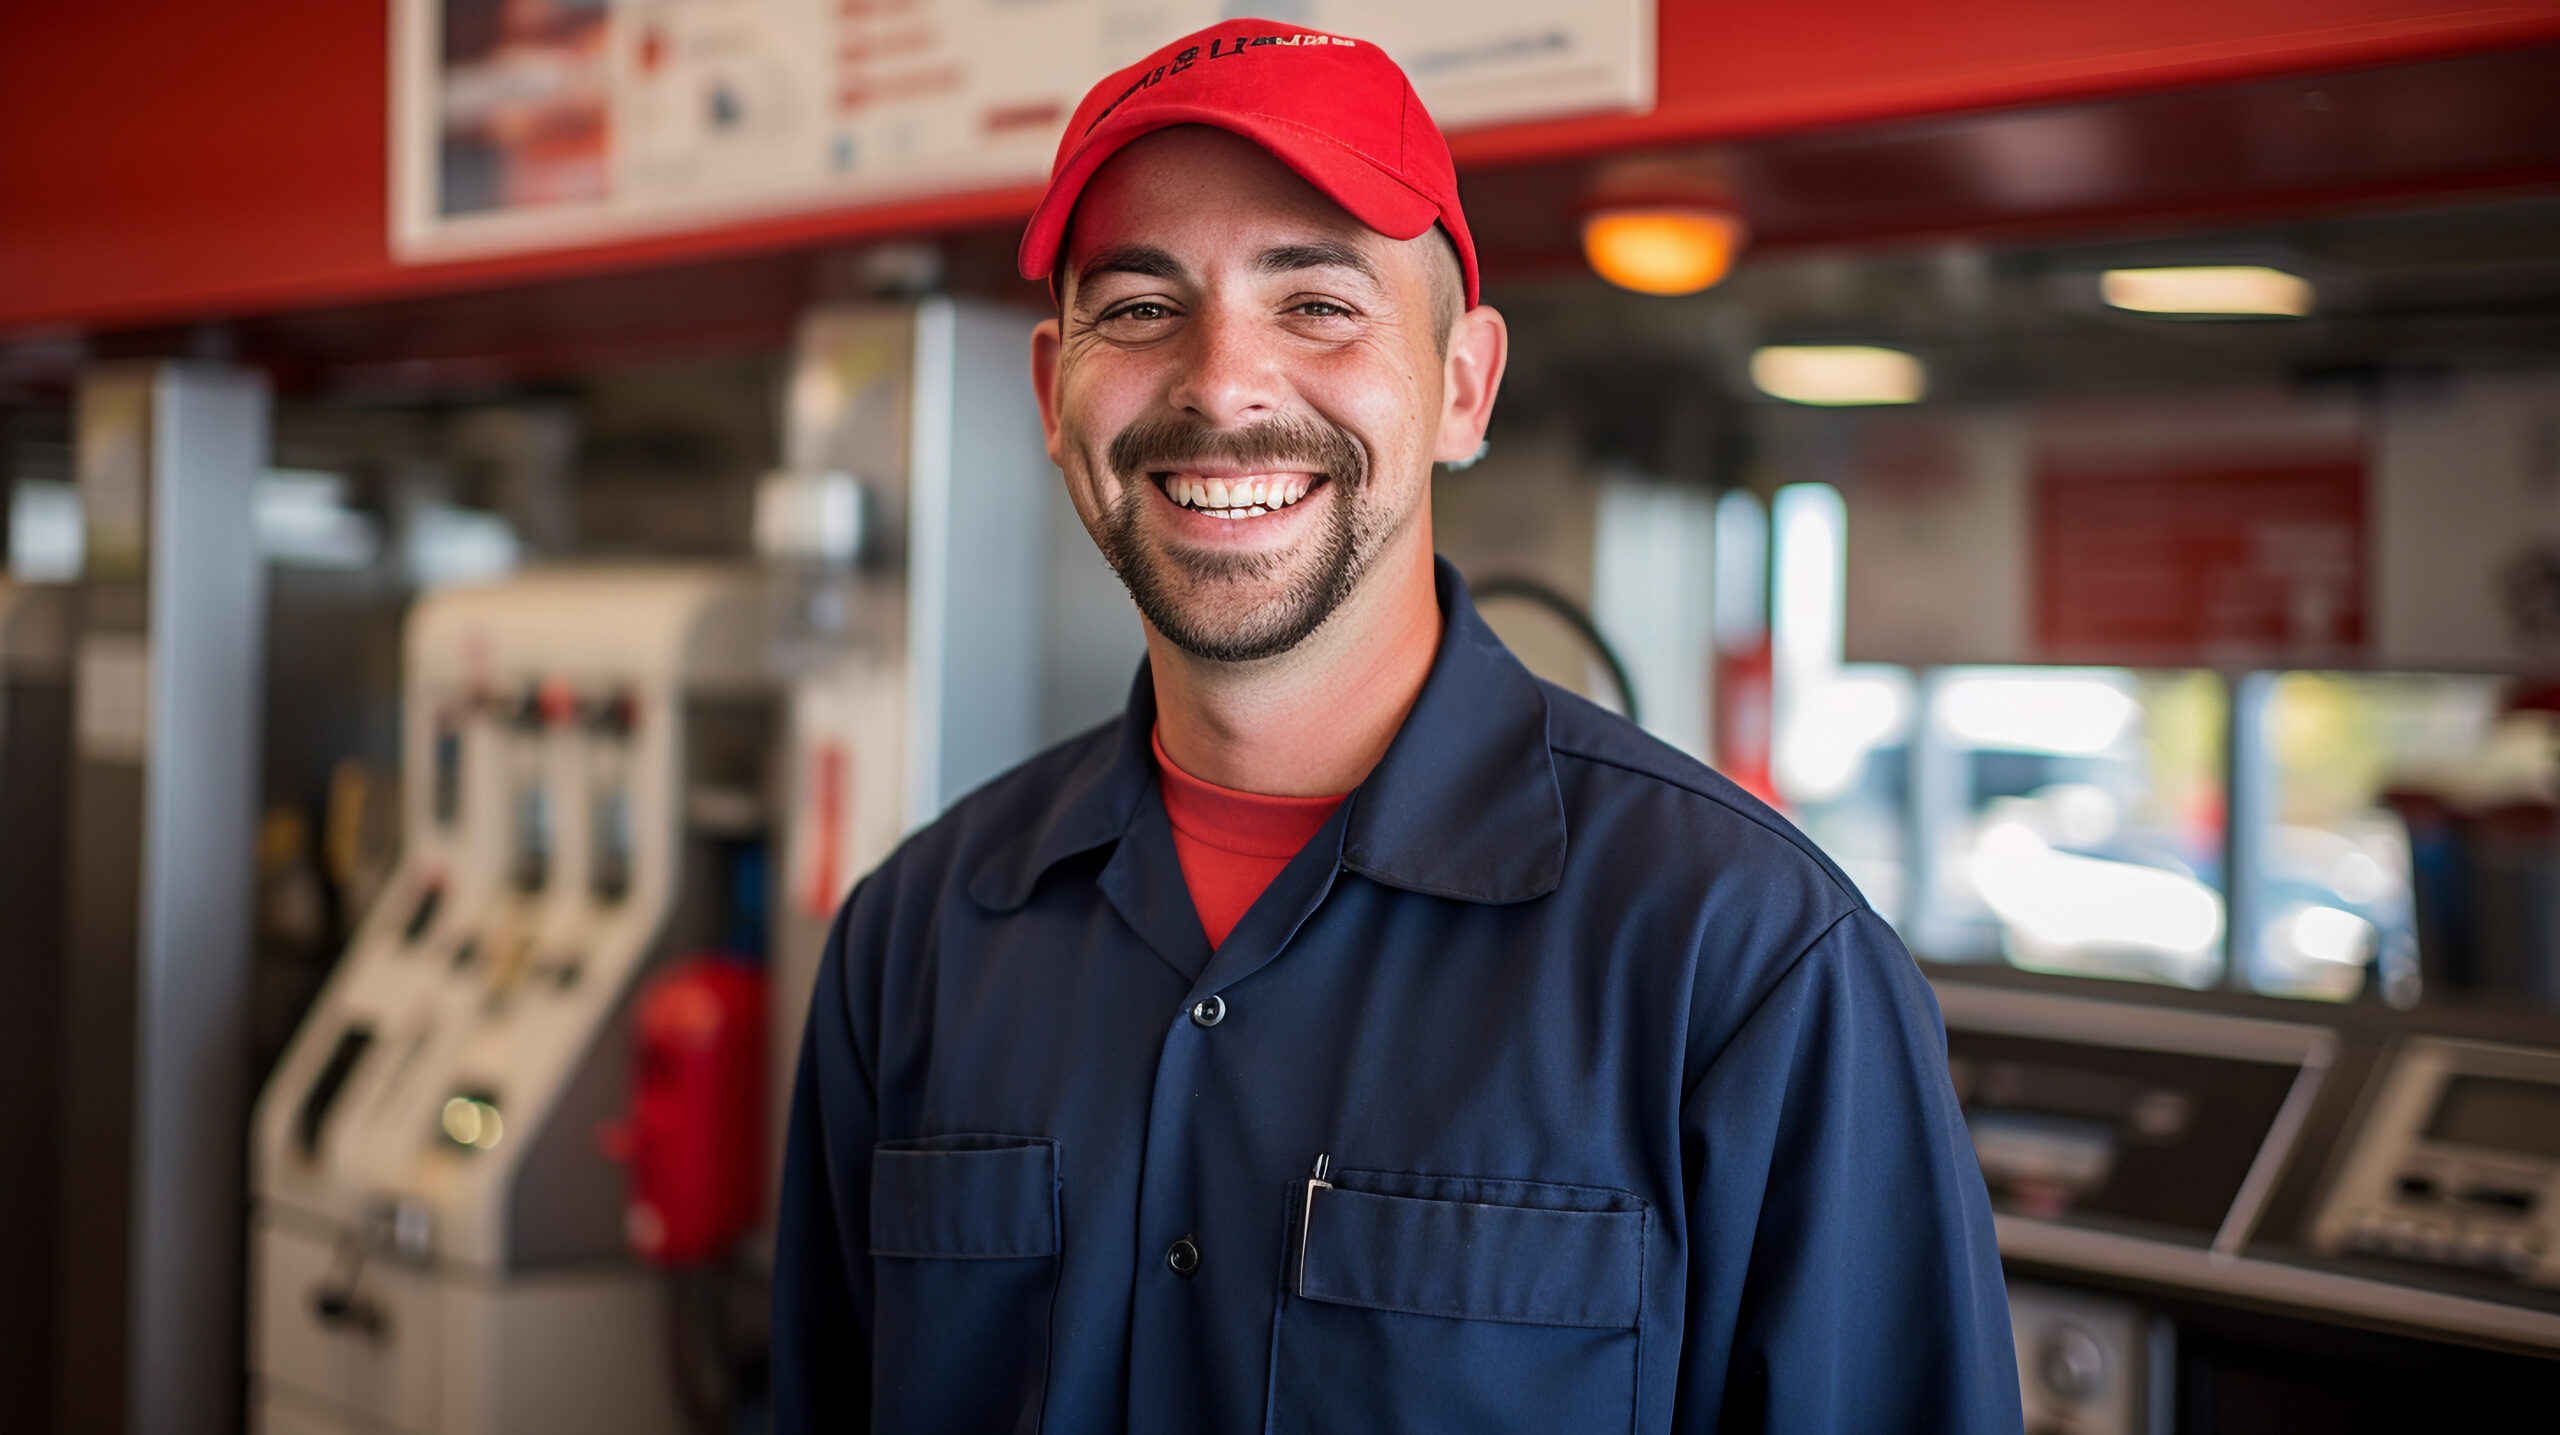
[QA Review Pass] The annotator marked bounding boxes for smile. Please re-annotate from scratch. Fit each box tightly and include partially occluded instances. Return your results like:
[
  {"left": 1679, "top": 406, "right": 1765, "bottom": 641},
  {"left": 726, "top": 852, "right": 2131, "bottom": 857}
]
[{"left": 1154, "top": 471, "right": 1321, "bottom": 520}]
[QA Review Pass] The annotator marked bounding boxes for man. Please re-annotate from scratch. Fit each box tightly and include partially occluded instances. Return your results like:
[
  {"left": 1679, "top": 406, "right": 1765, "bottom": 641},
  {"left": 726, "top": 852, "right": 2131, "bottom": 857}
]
[{"left": 775, "top": 18, "right": 2020, "bottom": 1433}]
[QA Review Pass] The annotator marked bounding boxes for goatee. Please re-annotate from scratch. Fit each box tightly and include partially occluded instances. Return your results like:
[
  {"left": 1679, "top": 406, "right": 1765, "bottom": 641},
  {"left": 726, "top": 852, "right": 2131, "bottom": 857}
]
[{"left": 1094, "top": 412, "right": 1380, "bottom": 663}]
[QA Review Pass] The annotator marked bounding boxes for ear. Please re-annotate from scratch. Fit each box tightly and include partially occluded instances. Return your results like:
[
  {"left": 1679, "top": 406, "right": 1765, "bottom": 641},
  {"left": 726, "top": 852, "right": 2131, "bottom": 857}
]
[
  {"left": 1031, "top": 315, "right": 1066, "bottom": 467},
  {"left": 1433, "top": 304, "right": 1508, "bottom": 465}
]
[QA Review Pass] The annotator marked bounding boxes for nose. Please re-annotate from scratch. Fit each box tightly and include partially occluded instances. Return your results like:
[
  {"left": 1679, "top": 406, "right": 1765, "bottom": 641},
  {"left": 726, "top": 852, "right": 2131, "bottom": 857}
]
[{"left": 1165, "top": 299, "right": 1286, "bottom": 428}]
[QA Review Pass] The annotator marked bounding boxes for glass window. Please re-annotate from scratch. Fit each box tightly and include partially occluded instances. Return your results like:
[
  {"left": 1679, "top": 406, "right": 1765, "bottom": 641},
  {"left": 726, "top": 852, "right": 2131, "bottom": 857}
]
[
  {"left": 1769, "top": 481, "right": 1920, "bottom": 925},
  {"left": 1778, "top": 663, "right": 1918, "bottom": 926},
  {"left": 1909, "top": 668, "right": 2229, "bottom": 989},
  {"left": 2239, "top": 672, "right": 2548, "bottom": 1005}
]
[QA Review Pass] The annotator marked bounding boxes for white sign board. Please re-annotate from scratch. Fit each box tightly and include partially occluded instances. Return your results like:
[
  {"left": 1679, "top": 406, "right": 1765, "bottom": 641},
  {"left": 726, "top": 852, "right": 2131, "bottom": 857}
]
[{"left": 391, "top": 0, "right": 1653, "bottom": 259}]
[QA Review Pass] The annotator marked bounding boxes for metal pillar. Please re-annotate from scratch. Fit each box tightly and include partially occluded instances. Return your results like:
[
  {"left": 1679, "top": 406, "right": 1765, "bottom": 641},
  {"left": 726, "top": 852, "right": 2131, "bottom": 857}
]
[
  {"left": 2224, "top": 670, "right": 2279, "bottom": 994},
  {"left": 57, "top": 362, "right": 269, "bottom": 1435}
]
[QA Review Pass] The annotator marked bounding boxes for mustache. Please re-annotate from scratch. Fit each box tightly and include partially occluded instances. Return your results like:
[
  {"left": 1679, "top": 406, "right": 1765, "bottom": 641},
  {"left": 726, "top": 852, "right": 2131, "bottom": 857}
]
[{"left": 1107, "top": 413, "right": 1367, "bottom": 490}]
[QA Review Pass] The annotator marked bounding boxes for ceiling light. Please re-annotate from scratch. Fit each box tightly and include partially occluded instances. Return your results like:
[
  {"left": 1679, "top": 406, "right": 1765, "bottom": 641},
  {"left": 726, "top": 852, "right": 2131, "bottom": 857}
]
[
  {"left": 2100, "top": 265, "right": 2314, "bottom": 316},
  {"left": 1582, "top": 207, "right": 1746, "bottom": 296},
  {"left": 1750, "top": 345, "right": 1926, "bottom": 406}
]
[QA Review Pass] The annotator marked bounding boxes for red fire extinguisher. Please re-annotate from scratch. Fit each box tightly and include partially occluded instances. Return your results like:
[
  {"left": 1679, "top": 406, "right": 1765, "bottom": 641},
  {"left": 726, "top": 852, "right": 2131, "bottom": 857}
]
[{"left": 604, "top": 956, "right": 767, "bottom": 1266}]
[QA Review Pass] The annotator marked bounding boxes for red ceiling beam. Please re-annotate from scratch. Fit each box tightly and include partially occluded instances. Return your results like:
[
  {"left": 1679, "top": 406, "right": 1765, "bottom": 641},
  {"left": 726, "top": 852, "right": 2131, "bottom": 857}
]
[{"left": 5, "top": 0, "right": 2557, "bottom": 335}]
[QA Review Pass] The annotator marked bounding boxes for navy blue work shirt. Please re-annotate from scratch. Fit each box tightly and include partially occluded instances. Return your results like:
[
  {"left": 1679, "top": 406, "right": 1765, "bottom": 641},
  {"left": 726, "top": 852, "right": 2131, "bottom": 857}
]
[{"left": 775, "top": 559, "right": 2021, "bottom": 1434}]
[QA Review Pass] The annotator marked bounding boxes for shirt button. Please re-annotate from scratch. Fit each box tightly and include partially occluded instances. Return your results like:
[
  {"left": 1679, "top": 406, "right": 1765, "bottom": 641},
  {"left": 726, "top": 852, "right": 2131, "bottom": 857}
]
[
  {"left": 1189, "top": 995, "right": 1227, "bottom": 1028},
  {"left": 1165, "top": 1236, "right": 1201, "bottom": 1277}
]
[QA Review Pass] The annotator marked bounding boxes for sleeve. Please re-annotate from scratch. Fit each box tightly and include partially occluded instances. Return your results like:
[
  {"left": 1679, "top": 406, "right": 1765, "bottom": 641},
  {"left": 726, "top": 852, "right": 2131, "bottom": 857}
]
[
  {"left": 771, "top": 905, "right": 879, "bottom": 1433},
  {"left": 1671, "top": 909, "right": 2022, "bottom": 1433}
]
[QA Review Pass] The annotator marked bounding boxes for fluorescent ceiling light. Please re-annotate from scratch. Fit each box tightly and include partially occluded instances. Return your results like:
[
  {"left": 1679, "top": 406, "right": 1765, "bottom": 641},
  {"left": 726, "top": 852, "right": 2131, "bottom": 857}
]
[
  {"left": 2100, "top": 265, "right": 2314, "bottom": 316},
  {"left": 1750, "top": 345, "right": 1925, "bottom": 406}
]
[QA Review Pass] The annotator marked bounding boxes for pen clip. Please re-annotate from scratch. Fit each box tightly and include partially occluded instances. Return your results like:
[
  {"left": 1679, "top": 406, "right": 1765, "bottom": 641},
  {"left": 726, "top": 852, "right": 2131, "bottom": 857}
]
[{"left": 1296, "top": 1152, "right": 1332, "bottom": 1297}]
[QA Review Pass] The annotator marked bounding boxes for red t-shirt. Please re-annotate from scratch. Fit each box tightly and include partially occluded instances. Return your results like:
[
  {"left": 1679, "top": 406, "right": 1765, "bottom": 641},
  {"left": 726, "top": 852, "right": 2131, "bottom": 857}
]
[{"left": 1151, "top": 726, "right": 1347, "bottom": 948}]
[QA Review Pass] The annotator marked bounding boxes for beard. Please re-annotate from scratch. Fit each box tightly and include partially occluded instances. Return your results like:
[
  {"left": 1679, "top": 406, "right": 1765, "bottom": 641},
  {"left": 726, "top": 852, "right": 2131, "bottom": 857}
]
[{"left": 1091, "top": 411, "right": 1384, "bottom": 663}]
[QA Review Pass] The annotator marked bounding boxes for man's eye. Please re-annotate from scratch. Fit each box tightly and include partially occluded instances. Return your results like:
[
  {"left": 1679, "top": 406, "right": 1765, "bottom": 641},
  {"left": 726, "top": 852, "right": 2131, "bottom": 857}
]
[
  {"left": 1105, "top": 302, "right": 1172, "bottom": 323},
  {"left": 1294, "top": 301, "right": 1349, "bottom": 318}
]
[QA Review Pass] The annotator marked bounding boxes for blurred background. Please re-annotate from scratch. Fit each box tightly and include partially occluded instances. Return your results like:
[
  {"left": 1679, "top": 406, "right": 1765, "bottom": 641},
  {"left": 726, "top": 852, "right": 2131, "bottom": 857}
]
[{"left": 7, "top": 3, "right": 2560, "bottom": 1433}]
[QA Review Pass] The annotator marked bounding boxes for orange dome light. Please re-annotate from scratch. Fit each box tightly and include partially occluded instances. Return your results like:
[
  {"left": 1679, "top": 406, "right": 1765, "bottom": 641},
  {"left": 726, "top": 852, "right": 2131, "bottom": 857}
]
[{"left": 1582, "top": 206, "right": 1746, "bottom": 296}]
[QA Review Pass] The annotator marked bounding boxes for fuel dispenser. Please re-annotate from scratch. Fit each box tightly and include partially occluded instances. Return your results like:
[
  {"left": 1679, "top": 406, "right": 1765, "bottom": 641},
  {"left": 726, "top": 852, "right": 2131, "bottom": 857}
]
[
  {"left": 248, "top": 569, "right": 771, "bottom": 1435},
  {"left": 247, "top": 294, "right": 1131, "bottom": 1435}
]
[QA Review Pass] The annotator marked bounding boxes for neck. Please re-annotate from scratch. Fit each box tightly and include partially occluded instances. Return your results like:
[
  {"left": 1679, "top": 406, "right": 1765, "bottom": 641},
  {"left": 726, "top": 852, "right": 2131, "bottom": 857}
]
[{"left": 1149, "top": 541, "right": 1441, "bottom": 797}]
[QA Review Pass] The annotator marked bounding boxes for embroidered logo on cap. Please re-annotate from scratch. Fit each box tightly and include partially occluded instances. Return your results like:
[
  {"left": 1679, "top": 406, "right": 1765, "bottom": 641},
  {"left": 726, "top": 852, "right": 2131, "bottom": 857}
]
[{"left": 1085, "top": 32, "right": 1361, "bottom": 134}]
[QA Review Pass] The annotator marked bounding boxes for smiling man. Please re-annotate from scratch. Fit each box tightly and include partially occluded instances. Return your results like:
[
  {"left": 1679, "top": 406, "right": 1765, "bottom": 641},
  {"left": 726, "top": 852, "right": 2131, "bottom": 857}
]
[{"left": 775, "top": 19, "right": 2020, "bottom": 1435}]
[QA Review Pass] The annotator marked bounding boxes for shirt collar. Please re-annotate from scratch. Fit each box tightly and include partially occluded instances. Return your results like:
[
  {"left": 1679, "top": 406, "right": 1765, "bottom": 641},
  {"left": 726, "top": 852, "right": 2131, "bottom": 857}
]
[{"left": 968, "top": 556, "right": 1566, "bottom": 911}]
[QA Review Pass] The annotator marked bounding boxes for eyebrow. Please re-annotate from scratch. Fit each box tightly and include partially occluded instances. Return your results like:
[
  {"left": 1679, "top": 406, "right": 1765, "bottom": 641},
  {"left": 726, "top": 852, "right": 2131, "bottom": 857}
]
[
  {"left": 1074, "top": 244, "right": 1187, "bottom": 286},
  {"left": 1257, "top": 240, "right": 1378, "bottom": 283},
  {"left": 1073, "top": 239, "right": 1381, "bottom": 292}
]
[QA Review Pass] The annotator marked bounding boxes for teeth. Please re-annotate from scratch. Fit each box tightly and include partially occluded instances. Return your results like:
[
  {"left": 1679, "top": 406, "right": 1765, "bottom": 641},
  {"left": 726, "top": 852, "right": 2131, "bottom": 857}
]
[{"left": 1163, "top": 474, "right": 1317, "bottom": 515}]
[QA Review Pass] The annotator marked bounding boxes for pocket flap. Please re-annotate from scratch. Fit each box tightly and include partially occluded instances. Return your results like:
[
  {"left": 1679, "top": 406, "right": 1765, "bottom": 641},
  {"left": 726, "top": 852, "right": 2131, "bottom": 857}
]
[
  {"left": 1300, "top": 1181, "right": 1644, "bottom": 1329},
  {"left": 870, "top": 1135, "right": 1058, "bottom": 1259}
]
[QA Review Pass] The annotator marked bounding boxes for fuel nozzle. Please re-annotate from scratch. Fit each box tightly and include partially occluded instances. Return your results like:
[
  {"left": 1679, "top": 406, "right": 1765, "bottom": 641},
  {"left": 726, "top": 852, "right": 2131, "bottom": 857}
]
[
  {"left": 505, "top": 679, "right": 558, "bottom": 895},
  {"left": 585, "top": 687, "right": 639, "bottom": 905}
]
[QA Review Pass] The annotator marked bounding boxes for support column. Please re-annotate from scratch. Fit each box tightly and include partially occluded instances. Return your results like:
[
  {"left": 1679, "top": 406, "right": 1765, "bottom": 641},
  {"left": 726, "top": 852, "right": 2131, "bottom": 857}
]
[{"left": 58, "top": 362, "right": 269, "bottom": 1435}]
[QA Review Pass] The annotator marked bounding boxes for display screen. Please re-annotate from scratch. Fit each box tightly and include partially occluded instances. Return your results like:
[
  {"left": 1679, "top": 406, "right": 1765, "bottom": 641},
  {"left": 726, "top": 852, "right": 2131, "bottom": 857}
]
[{"left": 2425, "top": 1075, "right": 2560, "bottom": 1161}]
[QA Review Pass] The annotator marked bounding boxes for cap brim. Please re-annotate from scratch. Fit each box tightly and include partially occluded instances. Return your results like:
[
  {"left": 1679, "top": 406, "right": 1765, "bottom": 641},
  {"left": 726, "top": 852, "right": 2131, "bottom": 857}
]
[{"left": 1020, "top": 105, "right": 1445, "bottom": 293}]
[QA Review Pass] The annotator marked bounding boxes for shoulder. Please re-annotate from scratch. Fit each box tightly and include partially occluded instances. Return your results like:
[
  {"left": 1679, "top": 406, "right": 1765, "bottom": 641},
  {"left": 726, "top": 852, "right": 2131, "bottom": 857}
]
[
  {"left": 1535, "top": 682, "right": 1908, "bottom": 1052},
  {"left": 1539, "top": 679, "right": 1866, "bottom": 918}
]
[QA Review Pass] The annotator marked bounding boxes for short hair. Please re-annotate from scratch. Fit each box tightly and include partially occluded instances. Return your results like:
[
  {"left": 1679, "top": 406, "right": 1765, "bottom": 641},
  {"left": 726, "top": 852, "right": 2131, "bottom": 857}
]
[{"left": 1421, "top": 224, "right": 1464, "bottom": 354}]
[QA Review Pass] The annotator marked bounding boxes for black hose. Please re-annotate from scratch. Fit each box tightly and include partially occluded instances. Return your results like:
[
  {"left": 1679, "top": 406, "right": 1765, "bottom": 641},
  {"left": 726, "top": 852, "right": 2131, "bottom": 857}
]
[{"left": 1469, "top": 575, "right": 1642, "bottom": 727}]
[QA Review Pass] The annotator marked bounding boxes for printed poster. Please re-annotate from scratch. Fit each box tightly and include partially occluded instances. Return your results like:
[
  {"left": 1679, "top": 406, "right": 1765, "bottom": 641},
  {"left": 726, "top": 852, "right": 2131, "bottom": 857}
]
[{"left": 392, "top": 0, "right": 1655, "bottom": 257}]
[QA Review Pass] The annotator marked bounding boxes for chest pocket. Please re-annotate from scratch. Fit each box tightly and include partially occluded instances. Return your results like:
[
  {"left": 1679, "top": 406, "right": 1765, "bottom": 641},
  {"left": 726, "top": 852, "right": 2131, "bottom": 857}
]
[
  {"left": 869, "top": 1135, "right": 1059, "bottom": 1434},
  {"left": 1269, "top": 1167, "right": 1646, "bottom": 1435}
]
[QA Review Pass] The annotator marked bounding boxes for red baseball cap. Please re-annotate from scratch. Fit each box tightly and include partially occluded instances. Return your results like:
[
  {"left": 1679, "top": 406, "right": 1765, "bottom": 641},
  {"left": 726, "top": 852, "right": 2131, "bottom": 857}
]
[{"left": 1018, "top": 19, "right": 1478, "bottom": 308}]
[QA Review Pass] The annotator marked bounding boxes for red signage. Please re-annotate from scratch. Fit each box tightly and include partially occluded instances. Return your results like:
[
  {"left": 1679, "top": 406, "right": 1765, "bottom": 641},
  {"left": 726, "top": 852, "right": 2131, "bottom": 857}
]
[{"left": 2035, "top": 458, "right": 2366, "bottom": 665}]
